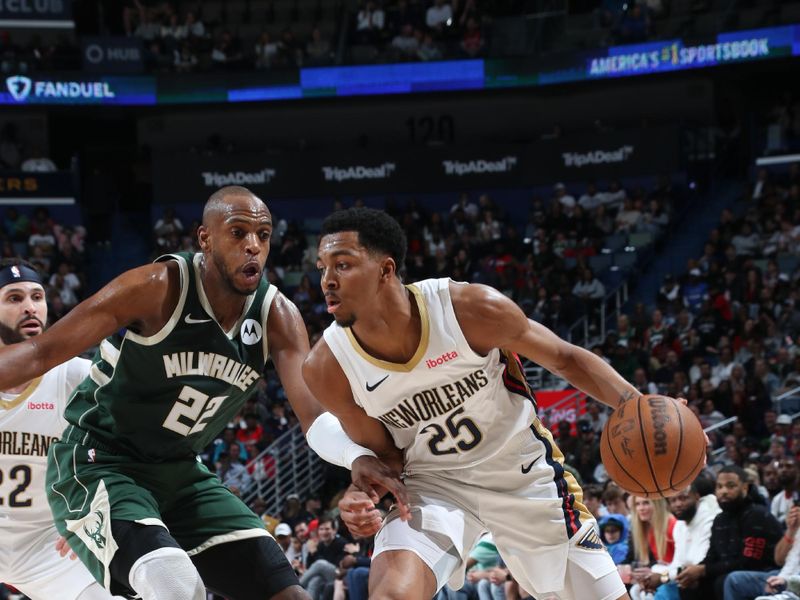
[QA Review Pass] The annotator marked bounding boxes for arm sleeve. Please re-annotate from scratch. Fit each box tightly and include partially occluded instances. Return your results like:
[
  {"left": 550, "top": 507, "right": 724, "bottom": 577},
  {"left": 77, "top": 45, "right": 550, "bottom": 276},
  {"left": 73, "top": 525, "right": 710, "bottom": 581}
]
[{"left": 305, "top": 412, "right": 377, "bottom": 469}]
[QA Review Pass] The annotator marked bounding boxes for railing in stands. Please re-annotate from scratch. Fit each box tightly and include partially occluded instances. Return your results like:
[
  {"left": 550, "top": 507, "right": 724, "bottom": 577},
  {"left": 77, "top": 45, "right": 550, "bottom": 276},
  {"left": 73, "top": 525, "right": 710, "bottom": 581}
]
[
  {"left": 775, "top": 386, "right": 800, "bottom": 414},
  {"left": 565, "top": 282, "right": 629, "bottom": 348},
  {"left": 241, "top": 424, "right": 325, "bottom": 517},
  {"left": 704, "top": 417, "right": 738, "bottom": 458}
]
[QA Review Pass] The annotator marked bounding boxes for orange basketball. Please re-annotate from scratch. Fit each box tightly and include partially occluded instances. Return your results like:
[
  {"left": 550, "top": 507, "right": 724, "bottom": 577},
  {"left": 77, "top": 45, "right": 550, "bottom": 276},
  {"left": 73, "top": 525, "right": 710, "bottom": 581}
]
[{"left": 600, "top": 394, "right": 706, "bottom": 499}]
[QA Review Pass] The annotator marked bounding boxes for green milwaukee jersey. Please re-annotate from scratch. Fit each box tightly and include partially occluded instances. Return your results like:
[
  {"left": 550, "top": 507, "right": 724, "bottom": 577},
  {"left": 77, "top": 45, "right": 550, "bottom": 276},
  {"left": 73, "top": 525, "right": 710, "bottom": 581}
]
[{"left": 63, "top": 252, "right": 277, "bottom": 461}]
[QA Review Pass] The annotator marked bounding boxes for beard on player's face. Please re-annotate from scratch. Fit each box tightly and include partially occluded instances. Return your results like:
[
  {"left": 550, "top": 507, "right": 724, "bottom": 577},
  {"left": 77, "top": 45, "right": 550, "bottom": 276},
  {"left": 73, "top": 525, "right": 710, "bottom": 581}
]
[
  {"left": 0, "top": 316, "right": 44, "bottom": 345},
  {"left": 211, "top": 250, "right": 259, "bottom": 296},
  {"left": 334, "top": 312, "right": 356, "bottom": 328}
]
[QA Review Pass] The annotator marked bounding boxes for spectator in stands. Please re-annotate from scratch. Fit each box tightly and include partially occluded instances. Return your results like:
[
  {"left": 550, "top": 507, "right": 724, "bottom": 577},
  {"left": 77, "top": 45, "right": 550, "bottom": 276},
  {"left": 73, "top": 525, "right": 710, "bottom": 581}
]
[
  {"left": 616, "top": 197, "right": 643, "bottom": 232},
  {"left": 335, "top": 534, "right": 374, "bottom": 600},
  {"left": 678, "top": 466, "right": 782, "bottom": 600},
  {"left": 658, "top": 274, "right": 682, "bottom": 314},
  {"left": 573, "top": 267, "right": 606, "bottom": 301},
  {"left": 600, "top": 513, "right": 630, "bottom": 565},
  {"left": 390, "top": 24, "right": 419, "bottom": 59},
  {"left": 633, "top": 367, "right": 659, "bottom": 395},
  {"left": 211, "top": 426, "right": 248, "bottom": 465},
  {"left": 356, "top": 1, "right": 386, "bottom": 43},
  {"left": 771, "top": 456, "right": 799, "bottom": 527},
  {"left": 255, "top": 32, "right": 279, "bottom": 69},
  {"left": 626, "top": 497, "right": 677, "bottom": 600},
  {"left": 732, "top": 222, "right": 761, "bottom": 258},
  {"left": 20, "top": 146, "right": 56, "bottom": 172},
  {"left": 237, "top": 412, "right": 264, "bottom": 456},
  {"left": 426, "top": 0, "right": 453, "bottom": 34},
  {"left": 48, "top": 261, "right": 81, "bottom": 308},
  {"left": 211, "top": 30, "right": 244, "bottom": 67},
  {"left": 711, "top": 346, "right": 738, "bottom": 387},
  {"left": 604, "top": 483, "right": 631, "bottom": 519},
  {"left": 642, "top": 475, "right": 720, "bottom": 600},
  {"left": 417, "top": 31, "right": 443, "bottom": 61},
  {"left": 4, "top": 207, "right": 29, "bottom": 243},
  {"left": 585, "top": 399, "right": 609, "bottom": 433},
  {"left": 275, "top": 522, "right": 294, "bottom": 558},
  {"left": 306, "top": 27, "right": 333, "bottom": 65},
  {"left": 181, "top": 11, "right": 205, "bottom": 39},
  {"left": 153, "top": 207, "right": 184, "bottom": 250},
  {"left": 584, "top": 483, "right": 607, "bottom": 519},
  {"left": 555, "top": 420, "right": 578, "bottom": 458},
  {"left": 617, "top": 4, "right": 650, "bottom": 42},
  {"left": 215, "top": 447, "right": 252, "bottom": 496},
  {"left": 553, "top": 182, "right": 576, "bottom": 211},
  {"left": 753, "top": 506, "right": 800, "bottom": 599},
  {"left": 439, "top": 533, "right": 502, "bottom": 600},
  {"left": 174, "top": 41, "right": 198, "bottom": 72},
  {"left": 301, "top": 515, "right": 347, "bottom": 600},
  {"left": 134, "top": 4, "right": 161, "bottom": 41},
  {"left": 460, "top": 16, "right": 483, "bottom": 57}
]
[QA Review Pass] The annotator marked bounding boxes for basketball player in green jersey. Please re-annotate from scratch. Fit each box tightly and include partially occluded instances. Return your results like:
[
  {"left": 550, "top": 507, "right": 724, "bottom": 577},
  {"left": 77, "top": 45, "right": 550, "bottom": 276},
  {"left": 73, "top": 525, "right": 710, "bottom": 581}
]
[{"left": 0, "top": 187, "right": 407, "bottom": 600}]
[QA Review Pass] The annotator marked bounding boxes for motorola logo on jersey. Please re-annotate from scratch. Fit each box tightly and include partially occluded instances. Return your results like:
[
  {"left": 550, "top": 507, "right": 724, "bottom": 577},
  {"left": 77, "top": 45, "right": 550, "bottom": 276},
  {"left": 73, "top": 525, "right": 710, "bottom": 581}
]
[
  {"left": 425, "top": 350, "right": 458, "bottom": 369},
  {"left": 240, "top": 319, "right": 262, "bottom": 345}
]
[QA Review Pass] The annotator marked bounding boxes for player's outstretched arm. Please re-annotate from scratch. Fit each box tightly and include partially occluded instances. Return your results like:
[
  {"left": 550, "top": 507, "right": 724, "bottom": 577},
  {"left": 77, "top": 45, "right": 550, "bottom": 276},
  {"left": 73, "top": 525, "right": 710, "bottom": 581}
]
[
  {"left": 0, "top": 262, "right": 177, "bottom": 390},
  {"left": 266, "top": 292, "right": 323, "bottom": 432},
  {"left": 303, "top": 338, "right": 410, "bottom": 513},
  {"left": 450, "top": 281, "right": 639, "bottom": 410}
]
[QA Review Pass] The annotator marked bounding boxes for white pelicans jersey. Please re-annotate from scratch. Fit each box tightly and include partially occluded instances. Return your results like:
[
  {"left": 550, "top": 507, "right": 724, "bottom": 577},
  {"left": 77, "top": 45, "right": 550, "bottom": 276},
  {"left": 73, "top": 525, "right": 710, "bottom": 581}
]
[
  {"left": 323, "top": 278, "right": 537, "bottom": 475},
  {"left": 0, "top": 357, "right": 90, "bottom": 553}
]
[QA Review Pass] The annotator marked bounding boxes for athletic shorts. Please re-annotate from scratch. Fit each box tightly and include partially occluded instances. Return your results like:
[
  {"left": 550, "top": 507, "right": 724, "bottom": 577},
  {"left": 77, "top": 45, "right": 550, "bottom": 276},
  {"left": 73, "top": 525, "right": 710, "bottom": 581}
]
[
  {"left": 46, "top": 430, "right": 268, "bottom": 591},
  {"left": 0, "top": 526, "right": 98, "bottom": 600},
  {"left": 375, "top": 421, "right": 625, "bottom": 599}
]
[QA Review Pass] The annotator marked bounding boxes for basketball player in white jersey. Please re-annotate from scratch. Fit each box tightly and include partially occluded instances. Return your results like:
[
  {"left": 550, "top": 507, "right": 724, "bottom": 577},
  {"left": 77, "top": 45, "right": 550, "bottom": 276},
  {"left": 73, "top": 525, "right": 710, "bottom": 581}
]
[
  {"left": 0, "top": 259, "right": 116, "bottom": 600},
  {"left": 303, "top": 208, "right": 638, "bottom": 600}
]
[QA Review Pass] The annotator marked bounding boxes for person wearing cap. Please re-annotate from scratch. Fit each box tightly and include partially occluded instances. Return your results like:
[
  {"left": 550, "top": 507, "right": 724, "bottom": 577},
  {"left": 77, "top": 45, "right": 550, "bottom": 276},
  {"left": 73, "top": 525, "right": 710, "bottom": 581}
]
[
  {"left": 682, "top": 268, "right": 709, "bottom": 314},
  {"left": 554, "top": 182, "right": 576, "bottom": 211},
  {"left": 0, "top": 188, "right": 408, "bottom": 600},
  {"left": 0, "top": 259, "right": 117, "bottom": 600},
  {"left": 274, "top": 523, "right": 296, "bottom": 560}
]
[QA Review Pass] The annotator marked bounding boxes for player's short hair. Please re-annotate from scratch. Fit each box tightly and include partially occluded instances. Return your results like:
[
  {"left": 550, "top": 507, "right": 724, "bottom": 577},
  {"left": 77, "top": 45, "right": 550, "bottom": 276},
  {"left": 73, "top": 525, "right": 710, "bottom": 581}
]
[{"left": 321, "top": 207, "right": 407, "bottom": 269}]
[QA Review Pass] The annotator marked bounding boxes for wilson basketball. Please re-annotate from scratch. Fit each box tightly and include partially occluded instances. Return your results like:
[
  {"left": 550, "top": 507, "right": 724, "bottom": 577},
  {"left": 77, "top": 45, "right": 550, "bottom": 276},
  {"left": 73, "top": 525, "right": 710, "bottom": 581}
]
[{"left": 600, "top": 395, "right": 706, "bottom": 499}]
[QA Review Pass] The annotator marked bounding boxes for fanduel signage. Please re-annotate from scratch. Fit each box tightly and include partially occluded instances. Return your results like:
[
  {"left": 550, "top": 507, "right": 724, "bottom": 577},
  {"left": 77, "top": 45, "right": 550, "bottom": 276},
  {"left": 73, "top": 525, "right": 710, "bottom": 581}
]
[
  {"left": 82, "top": 37, "right": 143, "bottom": 73},
  {"left": 561, "top": 146, "right": 634, "bottom": 168},
  {"left": 442, "top": 156, "right": 518, "bottom": 176},
  {"left": 201, "top": 169, "right": 277, "bottom": 187},
  {"left": 0, "top": 0, "right": 73, "bottom": 27},
  {"left": 6, "top": 75, "right": 115, "bottom": 102},
  {"left": 321, "top": 163, "right": 396, "bottom": 182}
]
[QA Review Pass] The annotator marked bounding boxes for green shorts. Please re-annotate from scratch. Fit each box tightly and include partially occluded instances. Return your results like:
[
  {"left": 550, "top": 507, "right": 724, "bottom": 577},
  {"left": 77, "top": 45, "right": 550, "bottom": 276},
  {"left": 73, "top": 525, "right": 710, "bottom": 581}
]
[{"left": 46, "top": 429, "right": 266, "bottom": 589}]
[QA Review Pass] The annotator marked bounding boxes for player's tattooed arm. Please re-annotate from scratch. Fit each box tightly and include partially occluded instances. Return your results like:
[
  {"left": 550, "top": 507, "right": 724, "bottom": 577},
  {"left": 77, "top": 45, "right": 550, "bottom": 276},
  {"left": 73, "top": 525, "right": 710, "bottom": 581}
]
[{"left": 618, "top": 390, "right": 639, "bottom": 406}]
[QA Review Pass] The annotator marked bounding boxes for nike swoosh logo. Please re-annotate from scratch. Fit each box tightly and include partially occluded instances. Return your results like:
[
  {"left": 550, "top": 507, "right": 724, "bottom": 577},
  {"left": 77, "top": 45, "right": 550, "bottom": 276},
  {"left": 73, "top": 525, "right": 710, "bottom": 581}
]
[
  {"left": 185, "top": 314, "right": 212, "bottom": 324},
  {"left": 366, "top": 375, "right": 389, "bottom": 392},
  {"left": 521, "top": 458, "right": 538, "bottom": 474}
]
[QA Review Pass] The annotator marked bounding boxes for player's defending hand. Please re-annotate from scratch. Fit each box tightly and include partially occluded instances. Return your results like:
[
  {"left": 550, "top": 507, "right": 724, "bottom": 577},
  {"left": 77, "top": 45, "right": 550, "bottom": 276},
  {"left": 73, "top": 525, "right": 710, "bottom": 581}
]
[
  {"left": 55, "top": 535, "right": 78, "bottom": 560},
  {"left": 339, "top": 485, "right": 384, "bottom": 537},
  {"left": 350, "top": 454, "right": 411, "bottom": 521}
]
